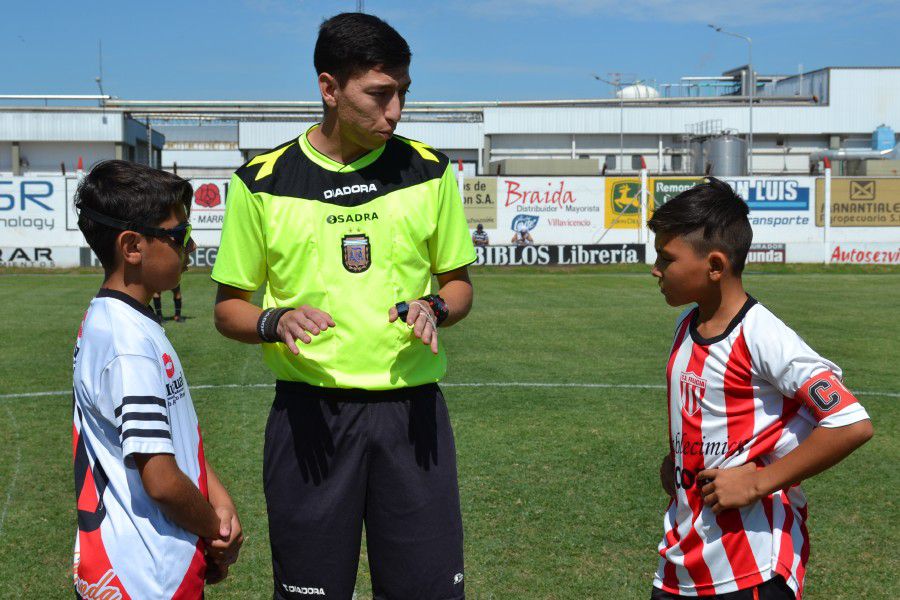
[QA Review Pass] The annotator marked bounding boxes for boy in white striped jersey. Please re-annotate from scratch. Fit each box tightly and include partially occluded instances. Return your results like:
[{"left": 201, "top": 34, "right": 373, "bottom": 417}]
[
  {"left": 647, "top": 177, "right": 872, "bottom": 600},
  {"left": 72, "top": 161, "right": 242, "bottom": 599}
]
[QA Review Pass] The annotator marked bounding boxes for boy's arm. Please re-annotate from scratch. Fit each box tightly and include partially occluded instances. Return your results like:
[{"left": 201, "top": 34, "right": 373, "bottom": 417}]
[
  {"left": 204, "top": 459, "right": 243, "bottom": 566},
  {"left": 700, "top": 312, "right": 874, "bottom": 513},
  {"left": 698, "top": 419, "right": 873, "bottom": 513},
  {"left": 134, "top": 453, "right": 227, "bottom": 541},
  {"left": 660, "top": 453, "right": 676, "bottom": 498}
]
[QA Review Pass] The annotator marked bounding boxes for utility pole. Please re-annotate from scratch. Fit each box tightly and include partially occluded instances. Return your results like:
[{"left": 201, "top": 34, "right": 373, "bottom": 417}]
[
  {"left": 593, "top": 72, "right": 638, "bottom": 174},
  {"left": 709, "top": 25, "right": 754, "bottom": 175}
]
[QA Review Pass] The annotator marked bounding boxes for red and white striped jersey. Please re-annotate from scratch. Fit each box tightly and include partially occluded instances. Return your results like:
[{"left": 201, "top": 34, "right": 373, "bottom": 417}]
[
  {"left": 72, "top": 289, "right": 208, "bottom": 599},
  {"left": 654, "top": 297, "right": 869, "bottom": 598}
]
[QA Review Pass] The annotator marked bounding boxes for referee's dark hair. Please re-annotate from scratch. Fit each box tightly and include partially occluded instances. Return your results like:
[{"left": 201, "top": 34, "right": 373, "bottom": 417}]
[
  {"left": 75, "top": 160, "right": 193, "bottom": 275},
  {"left": 314, "top": 12, "right": 411, "bottom": 86},
  {"left": 648, "top": 176, "right": 753, "bottom": 274}
]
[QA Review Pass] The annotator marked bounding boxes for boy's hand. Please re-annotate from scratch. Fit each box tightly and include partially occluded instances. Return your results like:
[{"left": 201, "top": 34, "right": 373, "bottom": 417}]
[
  {"left": 205, "top": 557, "right": 229, "bottom": 585},
  {"left": 698, "top": 463, "right": 761, "bottom": 514},
  {"left": 205, "top": 506, "right": 244, "bottom": 566},
  {"left": 660, "top": 454, "right": 676, "bottom": 498}
]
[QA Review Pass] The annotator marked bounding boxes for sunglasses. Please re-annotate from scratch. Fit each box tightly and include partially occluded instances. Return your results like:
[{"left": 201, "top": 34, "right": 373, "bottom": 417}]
[{"left": 78, "top": 205, "right": 194, "bottom": 250}]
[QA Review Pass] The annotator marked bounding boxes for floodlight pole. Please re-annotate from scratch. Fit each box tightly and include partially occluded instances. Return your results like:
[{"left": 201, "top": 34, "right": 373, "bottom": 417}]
[
  {"left": 709, "top": 25, "right": 753, "bottom": 175},
  {"left": 594, "top": 73, "right": 634, "bottom": 174}
]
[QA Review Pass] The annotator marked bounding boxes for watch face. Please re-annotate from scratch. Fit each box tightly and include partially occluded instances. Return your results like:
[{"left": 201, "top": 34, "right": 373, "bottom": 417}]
[{"left": 395, "top": 301, "right": 410, "bottom": 322}]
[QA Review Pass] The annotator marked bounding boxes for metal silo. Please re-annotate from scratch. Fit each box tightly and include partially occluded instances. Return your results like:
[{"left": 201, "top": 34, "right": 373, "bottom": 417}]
[{"left": 707, "top": 134, "right": 747, "bottom": 176}]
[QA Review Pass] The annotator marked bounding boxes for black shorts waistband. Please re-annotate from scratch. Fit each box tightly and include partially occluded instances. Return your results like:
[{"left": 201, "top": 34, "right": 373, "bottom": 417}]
[{"left": 275, "top": 380, "right": 439, "bottom": 403}]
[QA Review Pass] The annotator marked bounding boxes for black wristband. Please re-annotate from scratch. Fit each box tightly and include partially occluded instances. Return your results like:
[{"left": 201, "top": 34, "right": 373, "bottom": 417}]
[
  {"left": 257, "top": 307, "right": 292, "bottom": 343},
  {"left": 418, "top": 294, "right": 449, "bottom": 326}
]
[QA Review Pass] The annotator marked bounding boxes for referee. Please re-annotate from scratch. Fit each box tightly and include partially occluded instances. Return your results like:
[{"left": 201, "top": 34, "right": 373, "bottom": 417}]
[{"left": 212, "top": 13, "right": 475, "bottom": 600}]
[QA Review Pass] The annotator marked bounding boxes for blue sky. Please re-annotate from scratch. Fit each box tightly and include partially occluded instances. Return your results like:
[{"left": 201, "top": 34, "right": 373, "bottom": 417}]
[{"left": 3, "top": 0, "right": 898, "bottom": 102}]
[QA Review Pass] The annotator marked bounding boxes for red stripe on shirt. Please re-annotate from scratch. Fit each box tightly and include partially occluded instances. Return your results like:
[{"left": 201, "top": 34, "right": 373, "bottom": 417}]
[
  {"left": 774, "top": 493, "right": 796, "bottom": 580},
  {"left": 172, "top": 540, "right": 206, "bottom": 600},
  {"left": 716, "top": 328, "right": 765, "bottom": 588},
  {"left": 676, "top": 341, "right": 715, "bottom": 592},
  {"left": 662, "top": 498, "right": 681, "bottom": 591},
  {"left": 75, "top": 528, "right": 132, "bottom": 599}
]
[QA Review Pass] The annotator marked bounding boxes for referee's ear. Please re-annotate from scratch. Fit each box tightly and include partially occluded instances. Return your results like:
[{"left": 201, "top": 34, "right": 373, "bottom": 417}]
[
  {"left": 319, "top": 72, "right": 339, "bottom": 112},
  {"left": 118, "top": 231, "right": 144, "bottom": 267}
]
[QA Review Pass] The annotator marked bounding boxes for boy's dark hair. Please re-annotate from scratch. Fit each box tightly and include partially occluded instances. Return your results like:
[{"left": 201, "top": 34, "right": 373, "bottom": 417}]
[
  {"left": 75, "top": 160, "right": 193, "bottom": 273},
  {"left": 314, "top": 13, "right": 411, "bottom": 86},
  {"left": 648, "top": 176, "right": 753, "bottom": 273}
]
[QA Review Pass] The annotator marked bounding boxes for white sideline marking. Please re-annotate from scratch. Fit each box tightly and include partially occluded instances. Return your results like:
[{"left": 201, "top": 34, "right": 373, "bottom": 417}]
[
  {"left": 1, "top": 382, "right": 898, "bottom": 399},
  {"left": 0, "top": 405, "right": 22, "bottom": 539}
]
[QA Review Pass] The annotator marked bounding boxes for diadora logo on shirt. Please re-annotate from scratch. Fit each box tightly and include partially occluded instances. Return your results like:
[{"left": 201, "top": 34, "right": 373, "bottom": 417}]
[
  {"left": 323, "top": 183, "right": 378, "bottom": 199},
  {"left": 282, "top": 583, "right": 326, "bottom": 596},
  {"left": 162, "top": 353, "right": 175, "bottom": 378},
  {"left": 326, "top": 212, "right": 379, "bottom": 224},
  {"left": 679, "top": 371, "right": 706, "bottom": 416},
  {"left": 454, "top": 572, "right": 464, "bottom": 585}
]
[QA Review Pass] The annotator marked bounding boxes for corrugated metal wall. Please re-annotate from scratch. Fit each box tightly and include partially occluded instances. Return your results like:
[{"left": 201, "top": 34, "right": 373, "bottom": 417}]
[{"left": 0, "top": 112, "right": 122, "bottom": 142}]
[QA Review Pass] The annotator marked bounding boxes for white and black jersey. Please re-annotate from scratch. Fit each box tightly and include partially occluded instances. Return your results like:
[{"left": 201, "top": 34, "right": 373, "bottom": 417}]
[{"left": 72, "top": 289, "right": 207, "bottom": 599}]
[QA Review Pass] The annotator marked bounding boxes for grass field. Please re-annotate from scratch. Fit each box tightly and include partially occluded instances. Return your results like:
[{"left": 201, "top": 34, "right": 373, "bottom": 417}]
[{"left": 0, "top": 266, "right": 897, "bottom": 599}]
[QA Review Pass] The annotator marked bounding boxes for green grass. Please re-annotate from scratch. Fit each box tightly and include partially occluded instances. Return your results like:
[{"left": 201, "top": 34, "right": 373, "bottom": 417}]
[{"left": 0, "top": 267, "right": 897, "bottom": 599}]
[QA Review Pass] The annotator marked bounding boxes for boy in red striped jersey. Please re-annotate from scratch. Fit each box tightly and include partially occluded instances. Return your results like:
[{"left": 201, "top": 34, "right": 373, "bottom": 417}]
[{"left": 647, "top": 177, "right": 873, "bottom": 600}]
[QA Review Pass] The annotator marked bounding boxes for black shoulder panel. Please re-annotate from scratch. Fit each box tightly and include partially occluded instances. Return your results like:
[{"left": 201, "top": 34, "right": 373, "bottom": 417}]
[
  {"left": 234, "top": 138, "right": 302, "bottom": 194},
  {"left": 233, "top": 135, "right": 450, "bottom": 208}
]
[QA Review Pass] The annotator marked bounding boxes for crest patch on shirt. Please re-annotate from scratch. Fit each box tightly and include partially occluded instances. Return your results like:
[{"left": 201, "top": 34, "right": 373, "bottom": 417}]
[
  {"left": 341, "top": 234, "right": 371, "bottom": 273},
  {"left": 679, "top": 371, "right": 706, "bottom": 416}
]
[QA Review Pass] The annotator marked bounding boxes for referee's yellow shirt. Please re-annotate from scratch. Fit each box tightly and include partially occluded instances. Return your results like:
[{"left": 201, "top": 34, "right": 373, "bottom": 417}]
[{"left": 211, "top": 127, "right": 476, "bottom": 390}]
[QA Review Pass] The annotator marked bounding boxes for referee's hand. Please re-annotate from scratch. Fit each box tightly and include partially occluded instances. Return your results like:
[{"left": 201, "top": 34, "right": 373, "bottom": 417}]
[
  {"left": 389, "top": 300, "right": 439, "bottom": 355},
  {"left": 276, "top": 306, "right": 336, "bottom": 355}
]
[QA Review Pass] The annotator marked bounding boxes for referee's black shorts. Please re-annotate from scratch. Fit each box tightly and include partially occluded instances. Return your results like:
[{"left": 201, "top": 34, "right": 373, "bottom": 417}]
[{"left": 264, "top": 381, "right": 465, "bottom": 600}]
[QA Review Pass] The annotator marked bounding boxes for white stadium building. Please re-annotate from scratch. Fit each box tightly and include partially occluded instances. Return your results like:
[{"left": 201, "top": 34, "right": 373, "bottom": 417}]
[{"left": 0, "top": 66, "right": 897, "bottom": 268}]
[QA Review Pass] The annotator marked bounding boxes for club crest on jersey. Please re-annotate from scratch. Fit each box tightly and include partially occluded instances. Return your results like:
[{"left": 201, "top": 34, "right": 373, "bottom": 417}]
[
  {"left": 341, "top": 234, "right": 371, "bottom": 273},
  {"left": 679, "top": 371, "right": 706, "bottom": 416}
]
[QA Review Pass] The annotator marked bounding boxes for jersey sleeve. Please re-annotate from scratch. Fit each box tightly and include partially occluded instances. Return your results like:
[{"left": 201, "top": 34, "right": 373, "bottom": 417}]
[
  {"left": 210, "top": 173, "right": 267, "bottom": 291},
  {"left": 100, "top": 354, "right": 174, "bottom": 457},
  {"left": 427, "top": 164, "right": 477, "bottom": 274},
  {"left": 747, "top": 309, "right": 869, "bottom": 428}
]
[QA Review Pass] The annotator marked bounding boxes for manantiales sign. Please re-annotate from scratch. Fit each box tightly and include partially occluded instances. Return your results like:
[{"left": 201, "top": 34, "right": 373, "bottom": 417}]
[{"left": 816, "top": 178, "right": 900, "bottom": 227}]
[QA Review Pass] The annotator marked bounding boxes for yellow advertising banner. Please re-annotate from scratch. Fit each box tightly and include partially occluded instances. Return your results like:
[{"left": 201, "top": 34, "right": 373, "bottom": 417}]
[
  {"left": 462, "top": 177, "right": 498, "bottom": 229},
  {"left": 604, "top": 177, "right": 702, "bottom": 229},
  {"left": 815, "top": 178, "right": 900, "bottom": 227},
  {"left": 604, "top": 178, "right": 642, "bottom": 229}
]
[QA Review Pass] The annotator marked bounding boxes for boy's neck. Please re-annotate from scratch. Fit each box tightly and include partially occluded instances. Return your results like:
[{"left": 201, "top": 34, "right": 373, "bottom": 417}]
[
  {"left": 694, "top": 277, "right": 749, "bottom": 338},
  {"left": 101, "top": 270, "right": 156, "bottom": 308},
  {"left": 308, "top": 117, "right": 373, "bottom": 165}
]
